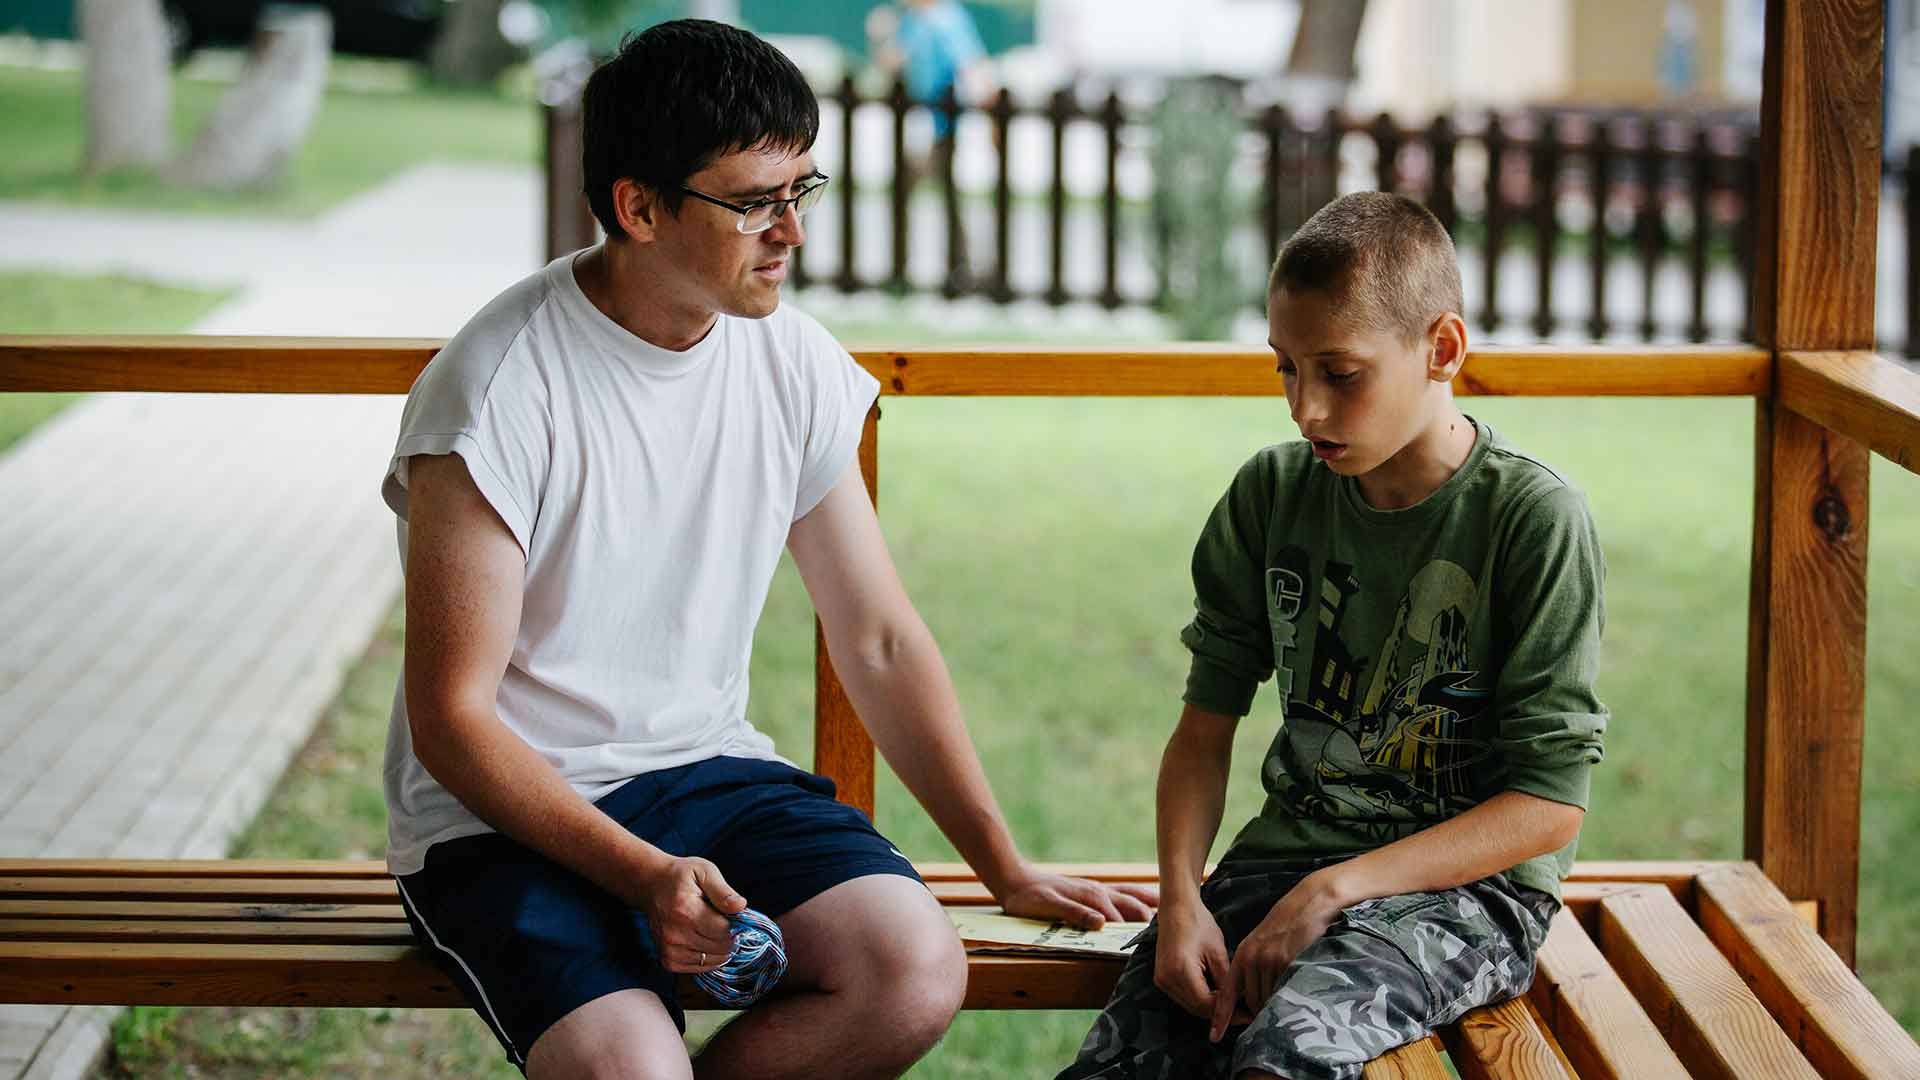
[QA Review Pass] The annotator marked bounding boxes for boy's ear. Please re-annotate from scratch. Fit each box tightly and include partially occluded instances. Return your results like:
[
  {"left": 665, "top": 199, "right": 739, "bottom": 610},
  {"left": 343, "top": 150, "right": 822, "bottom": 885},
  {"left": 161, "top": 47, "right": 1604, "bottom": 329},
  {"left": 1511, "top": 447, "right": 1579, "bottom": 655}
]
[
  {"left": 1426, "top": 313, "right": 1469, "bottom": 382},
  {"left": 610, "top": 178, "right": 663, "bottom": 243}
]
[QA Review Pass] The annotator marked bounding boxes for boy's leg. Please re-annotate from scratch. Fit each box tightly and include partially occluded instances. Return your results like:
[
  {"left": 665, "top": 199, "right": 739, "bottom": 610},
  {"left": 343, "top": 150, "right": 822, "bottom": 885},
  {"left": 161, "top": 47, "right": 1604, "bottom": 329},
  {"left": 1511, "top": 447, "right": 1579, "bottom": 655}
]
[
  {"left": 1230, "top": 876, "right": 1556, "bottom": 1080},
  {"left": 1057, "top": 869, "right": 1309, "bottom": 1079}
]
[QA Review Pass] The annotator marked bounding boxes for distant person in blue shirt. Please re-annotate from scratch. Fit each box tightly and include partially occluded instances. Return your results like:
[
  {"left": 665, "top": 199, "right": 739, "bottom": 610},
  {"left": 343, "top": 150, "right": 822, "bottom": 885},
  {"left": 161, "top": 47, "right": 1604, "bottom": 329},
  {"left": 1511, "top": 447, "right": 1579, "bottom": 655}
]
[{"left": 869, "top": 0, "right": 990, "bottom": 289}]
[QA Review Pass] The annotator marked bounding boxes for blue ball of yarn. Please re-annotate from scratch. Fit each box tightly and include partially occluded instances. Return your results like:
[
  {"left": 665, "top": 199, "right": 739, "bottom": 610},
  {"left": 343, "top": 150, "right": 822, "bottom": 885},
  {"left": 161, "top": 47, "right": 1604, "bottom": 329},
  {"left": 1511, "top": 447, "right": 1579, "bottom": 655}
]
[{"left": 693, "top": 907, "right": 787, "bottom": 1008}]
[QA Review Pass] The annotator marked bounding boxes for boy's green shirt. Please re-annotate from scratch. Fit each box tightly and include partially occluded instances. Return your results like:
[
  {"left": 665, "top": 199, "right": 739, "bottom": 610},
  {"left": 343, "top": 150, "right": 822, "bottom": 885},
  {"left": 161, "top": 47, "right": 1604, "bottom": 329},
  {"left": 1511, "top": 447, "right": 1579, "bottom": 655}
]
[{"left": 1181, "top": 419, "right": 1606, "bottom": 900}]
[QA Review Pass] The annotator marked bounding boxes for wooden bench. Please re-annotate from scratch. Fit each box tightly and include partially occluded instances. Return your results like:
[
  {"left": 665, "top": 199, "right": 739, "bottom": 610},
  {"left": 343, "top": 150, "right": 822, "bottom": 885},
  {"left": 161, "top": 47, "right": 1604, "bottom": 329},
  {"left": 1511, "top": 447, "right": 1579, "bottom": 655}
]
[
  {"left": 5, "top": 3, "right": 1920, "bottom": 1074},
  {"left": 2, "top": 858, "right": 1915, "bottom": 1077}
]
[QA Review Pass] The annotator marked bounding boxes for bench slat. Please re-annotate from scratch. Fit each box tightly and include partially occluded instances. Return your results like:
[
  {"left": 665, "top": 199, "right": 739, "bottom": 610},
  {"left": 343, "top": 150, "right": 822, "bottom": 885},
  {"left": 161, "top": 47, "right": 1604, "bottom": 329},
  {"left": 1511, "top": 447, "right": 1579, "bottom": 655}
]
[
  {"left": 0, "top": 859, "right": 394, "bottom": 879},
  {"left": 0, "top": 919, "right": 412, "bottom": 944},
  {"left": 1359, "top": 1036, "right": 1453, "bottom": 1079},
  {"left": 1530, "top": 906, "right": 1689, "bottom": 1079},
  {"left": 0, "top": 900, "right": 403, "bottom": 922},
  {"left": 0, "top": 941, "right": 1125, "bottom": 1010},
  {"left": 1597, "top": 884, "right": 1819, "bottom": 1080},
  {"left": 1440, "top": 994, "right": 1575, "bottom": 1080},
  {"left": 1694, "top": 862, "right": 1920, "bottom": 1080}
]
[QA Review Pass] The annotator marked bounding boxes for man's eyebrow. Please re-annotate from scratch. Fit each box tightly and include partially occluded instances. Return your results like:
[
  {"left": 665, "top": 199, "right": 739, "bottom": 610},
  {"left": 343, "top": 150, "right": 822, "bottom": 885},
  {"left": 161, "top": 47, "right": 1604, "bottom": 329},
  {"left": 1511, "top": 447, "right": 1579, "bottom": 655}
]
[{"left": 726, "top": 170, "right": 825, "bottom": 200}]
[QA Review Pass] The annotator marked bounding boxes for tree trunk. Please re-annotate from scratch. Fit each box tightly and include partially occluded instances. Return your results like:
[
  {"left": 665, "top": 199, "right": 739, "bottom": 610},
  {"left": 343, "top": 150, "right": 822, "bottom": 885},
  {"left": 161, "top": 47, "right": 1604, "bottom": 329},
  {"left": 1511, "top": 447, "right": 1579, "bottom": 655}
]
[
  {"left": 1285, "top": 0, "right": 1370, "bottom": 82},
  {"left": 170, "top": 6, "right": 331, "bottom": 190},
  {"left": 427, "top": 0, "right": 520, "bottom": 88},
  {"left": 81, "top": 0, "right": 173, "bottom": 174}
]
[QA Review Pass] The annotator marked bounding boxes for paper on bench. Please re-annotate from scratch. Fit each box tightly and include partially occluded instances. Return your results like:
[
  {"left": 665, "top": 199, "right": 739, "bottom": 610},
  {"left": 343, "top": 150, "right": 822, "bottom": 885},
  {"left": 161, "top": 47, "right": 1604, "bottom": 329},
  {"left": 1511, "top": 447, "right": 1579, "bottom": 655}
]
[{"left": 948, "top": 910, "right": 1150, "bottom": 958}]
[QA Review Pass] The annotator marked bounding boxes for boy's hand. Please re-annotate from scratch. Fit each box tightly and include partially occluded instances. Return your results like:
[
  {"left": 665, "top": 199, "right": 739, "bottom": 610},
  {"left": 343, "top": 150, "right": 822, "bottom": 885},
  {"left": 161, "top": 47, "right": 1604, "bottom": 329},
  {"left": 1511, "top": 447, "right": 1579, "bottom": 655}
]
[
  {"left": 1153, "top": 899, "right": 1231, "bottom": 1019},
  {"left": 997, "top": 868, "right": 1159, "bottom": 930},
  {"left": 1209, "top": 871, "right": 1346, "bottom": 1042}
]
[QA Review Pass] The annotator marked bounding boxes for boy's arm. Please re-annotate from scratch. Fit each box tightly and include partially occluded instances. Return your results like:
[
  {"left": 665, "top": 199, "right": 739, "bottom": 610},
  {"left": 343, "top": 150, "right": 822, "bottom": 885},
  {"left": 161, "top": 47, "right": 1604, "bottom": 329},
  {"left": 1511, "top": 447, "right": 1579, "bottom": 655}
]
[
  {"left": 786, "top": 460, "right": 1157, "bottom": 928},
  {"left": 1206, "top": 791, "right": 1581, "bottom": 1040},
  {"left": 1153, "top": 703, "right": 1238, "bottom": 1017}
]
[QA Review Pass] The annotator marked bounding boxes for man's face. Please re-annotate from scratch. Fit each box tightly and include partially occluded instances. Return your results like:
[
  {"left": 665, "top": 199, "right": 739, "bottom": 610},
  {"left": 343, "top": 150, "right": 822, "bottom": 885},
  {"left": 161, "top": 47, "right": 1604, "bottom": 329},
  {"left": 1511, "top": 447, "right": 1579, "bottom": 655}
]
[
  {"left": 653, "top": 144, "right": 819, "bottom": 320},
  {"left": 1267, "top": 285, "right": 1440, "bottom": 480}
]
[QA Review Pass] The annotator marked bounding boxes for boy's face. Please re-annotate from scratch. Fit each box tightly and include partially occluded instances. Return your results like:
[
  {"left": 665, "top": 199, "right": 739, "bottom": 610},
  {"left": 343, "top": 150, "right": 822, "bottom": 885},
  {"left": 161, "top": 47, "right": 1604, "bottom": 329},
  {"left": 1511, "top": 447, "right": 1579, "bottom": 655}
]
[
  {"left": 648, "top": 143, "right": 818, "bottom": 320},
  {"left": 1267, "top": 285, "right": 1446, "bottom": 480}
]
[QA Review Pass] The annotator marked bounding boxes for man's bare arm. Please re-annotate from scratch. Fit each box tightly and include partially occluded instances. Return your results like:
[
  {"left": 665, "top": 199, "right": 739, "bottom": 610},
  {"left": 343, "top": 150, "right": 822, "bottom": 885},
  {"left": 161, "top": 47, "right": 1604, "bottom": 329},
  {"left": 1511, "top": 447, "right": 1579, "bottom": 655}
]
[
  {"left": 402, "top": 452, "right": 737, "bottom": 970},
  {"left": 785, "top": 458, "right": 1157, "bottom": 927}
]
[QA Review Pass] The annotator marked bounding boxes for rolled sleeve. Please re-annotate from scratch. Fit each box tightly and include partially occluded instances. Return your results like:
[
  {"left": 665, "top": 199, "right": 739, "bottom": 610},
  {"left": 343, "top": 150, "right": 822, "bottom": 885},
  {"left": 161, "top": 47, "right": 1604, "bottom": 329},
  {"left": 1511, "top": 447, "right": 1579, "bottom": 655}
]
[
  {"left": 1180, "top": 452, "right": 1278, "bottom": 717},
  {"left": 1492, "top": 484, "right": 1608, "bottom": 809}
]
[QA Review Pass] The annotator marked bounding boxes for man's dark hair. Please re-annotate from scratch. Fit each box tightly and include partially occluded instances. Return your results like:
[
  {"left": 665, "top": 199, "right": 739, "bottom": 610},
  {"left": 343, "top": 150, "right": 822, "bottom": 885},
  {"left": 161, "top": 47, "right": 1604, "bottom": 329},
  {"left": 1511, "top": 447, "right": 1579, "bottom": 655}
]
[
  {"left": 1269, "top": 192, "right": 1464, "bottom": 343},
  {"left": 582, "top": 19, "right": 820, "bottom": 237}
]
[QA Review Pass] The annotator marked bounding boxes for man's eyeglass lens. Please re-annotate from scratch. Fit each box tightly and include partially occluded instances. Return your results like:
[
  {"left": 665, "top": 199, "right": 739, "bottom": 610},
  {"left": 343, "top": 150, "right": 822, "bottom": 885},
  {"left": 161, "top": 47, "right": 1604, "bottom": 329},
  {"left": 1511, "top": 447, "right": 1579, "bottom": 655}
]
[{"left": 740, "top": 182, "right": 826, "bottom": 233}]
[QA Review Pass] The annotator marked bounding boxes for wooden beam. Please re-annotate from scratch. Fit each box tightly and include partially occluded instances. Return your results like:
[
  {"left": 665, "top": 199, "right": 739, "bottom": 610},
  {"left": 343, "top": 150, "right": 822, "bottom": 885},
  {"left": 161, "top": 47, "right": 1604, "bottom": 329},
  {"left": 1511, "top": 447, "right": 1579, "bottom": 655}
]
[
  {"left": 1359, "top": 1037, "right": 1453, "bottom": 1080},
  {"left": 1746, "top": 0, "right": 1883, "bottom": 965},
  {"left": 813, "top": 405, "right": 880, "bottom": 819},
  {"left": 1778, "top": 351, "right": 1920, "bottom": 476},
  {"left": 0, "top": 337, "right": 1771, "bottom": 397},
  {"left": 1529, "top": 907, "right": 1688, "bottom": 1080},
  {"left": 1596, "top": 885, "right": 1819, "bottom": 1080},
  {"left": 1694, "top": 863, "right": 1920, "bottom": 1079},
  {"left": 1439, "top": 993, "right": 1576, "bottom": 1080}
]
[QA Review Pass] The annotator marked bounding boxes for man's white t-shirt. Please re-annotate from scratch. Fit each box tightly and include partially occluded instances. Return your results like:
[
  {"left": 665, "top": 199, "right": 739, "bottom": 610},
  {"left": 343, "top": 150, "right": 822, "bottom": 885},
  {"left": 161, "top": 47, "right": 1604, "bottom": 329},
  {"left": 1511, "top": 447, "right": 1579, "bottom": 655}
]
[{"left": 380, "top": 251, "right": 879, "bottom": 877}]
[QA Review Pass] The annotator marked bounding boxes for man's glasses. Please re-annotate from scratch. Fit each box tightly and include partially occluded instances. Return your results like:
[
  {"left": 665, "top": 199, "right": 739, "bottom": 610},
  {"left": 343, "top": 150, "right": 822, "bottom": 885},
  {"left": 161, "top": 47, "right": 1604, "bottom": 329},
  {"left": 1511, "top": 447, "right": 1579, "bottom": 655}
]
[{"left": 680, "top": 175, "right": 830, "bottom": 235}]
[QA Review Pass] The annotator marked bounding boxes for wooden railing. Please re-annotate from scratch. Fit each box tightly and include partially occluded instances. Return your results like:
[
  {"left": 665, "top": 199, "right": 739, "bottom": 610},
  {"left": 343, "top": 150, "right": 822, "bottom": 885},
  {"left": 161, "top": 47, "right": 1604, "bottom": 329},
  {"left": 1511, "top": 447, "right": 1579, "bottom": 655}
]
[{"left": 6, "top": 336, "right": 1918, "bottom": 968}]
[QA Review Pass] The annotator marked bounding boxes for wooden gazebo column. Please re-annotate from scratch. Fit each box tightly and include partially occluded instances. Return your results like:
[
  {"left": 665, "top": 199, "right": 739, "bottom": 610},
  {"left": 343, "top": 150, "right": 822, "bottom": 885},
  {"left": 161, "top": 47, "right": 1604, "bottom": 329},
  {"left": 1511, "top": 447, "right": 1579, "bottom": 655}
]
[{"left": 1746, "top": 0, "right": 1880, "bottom": 964}]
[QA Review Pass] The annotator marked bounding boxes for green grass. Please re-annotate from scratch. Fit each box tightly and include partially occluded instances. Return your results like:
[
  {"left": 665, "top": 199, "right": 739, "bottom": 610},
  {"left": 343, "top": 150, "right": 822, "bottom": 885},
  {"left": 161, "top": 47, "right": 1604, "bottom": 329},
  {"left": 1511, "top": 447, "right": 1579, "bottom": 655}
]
[
  {"left": 0, "top": 60, "right": 536, "bottom": 218},
  {"left": 0, "top": 269, "right": 230, "bottom": 452},
  {"left": 97, "top": 394, "right": 1920, "bottom": 1076}
]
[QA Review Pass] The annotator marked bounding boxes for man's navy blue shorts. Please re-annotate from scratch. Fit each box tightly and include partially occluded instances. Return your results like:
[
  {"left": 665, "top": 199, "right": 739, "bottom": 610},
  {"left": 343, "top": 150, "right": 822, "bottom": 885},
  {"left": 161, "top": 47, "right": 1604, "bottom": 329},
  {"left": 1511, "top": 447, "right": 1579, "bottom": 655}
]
[{"left": 392, "top": 755, "right": 924, "bottom": 1069}]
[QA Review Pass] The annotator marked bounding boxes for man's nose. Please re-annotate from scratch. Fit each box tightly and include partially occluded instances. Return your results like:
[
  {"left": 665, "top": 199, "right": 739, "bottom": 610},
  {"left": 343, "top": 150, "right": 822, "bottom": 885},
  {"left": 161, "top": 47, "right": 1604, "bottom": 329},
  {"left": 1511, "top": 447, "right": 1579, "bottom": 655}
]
[{"left": 767, "top": 202, "right": 805, "bottom": 246}]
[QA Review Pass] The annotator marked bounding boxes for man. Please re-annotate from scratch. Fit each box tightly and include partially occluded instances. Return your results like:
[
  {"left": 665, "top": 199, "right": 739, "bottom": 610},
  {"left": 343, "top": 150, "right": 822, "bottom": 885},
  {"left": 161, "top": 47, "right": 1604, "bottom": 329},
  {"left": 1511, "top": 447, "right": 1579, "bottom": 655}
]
[{"left": 379, "top": 18, "right": 1154, "bottom": 1080}]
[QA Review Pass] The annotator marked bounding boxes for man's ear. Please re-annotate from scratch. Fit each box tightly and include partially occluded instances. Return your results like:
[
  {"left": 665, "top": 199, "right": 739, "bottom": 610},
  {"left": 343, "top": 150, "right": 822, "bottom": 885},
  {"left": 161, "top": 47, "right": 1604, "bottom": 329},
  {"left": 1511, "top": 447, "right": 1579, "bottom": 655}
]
[
  {"left": 610, "top": 178, "right": 663, "bottom": 243},
  {"left": 1426, "top": 313, "right": 1469, "bottom": 382}
]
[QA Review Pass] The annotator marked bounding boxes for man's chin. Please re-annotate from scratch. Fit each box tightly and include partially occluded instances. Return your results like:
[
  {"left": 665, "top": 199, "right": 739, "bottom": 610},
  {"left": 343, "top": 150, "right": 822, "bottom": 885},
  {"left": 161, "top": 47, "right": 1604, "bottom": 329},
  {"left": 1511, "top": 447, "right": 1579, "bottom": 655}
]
[{"left": 727, "top": 287, "right": 783, "bottom": 320}]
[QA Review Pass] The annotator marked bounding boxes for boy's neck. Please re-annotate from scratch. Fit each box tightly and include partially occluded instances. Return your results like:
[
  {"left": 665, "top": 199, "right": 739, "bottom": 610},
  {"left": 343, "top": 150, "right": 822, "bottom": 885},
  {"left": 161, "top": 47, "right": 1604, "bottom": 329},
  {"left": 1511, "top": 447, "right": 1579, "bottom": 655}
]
[{"left": 1354, "top": 406, "right": 1477, "bottom": 511}]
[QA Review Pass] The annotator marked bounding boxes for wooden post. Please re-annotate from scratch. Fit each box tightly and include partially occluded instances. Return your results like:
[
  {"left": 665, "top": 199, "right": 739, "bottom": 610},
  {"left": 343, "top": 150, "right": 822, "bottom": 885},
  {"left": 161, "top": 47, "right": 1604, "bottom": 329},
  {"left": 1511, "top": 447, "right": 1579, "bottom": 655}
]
[
  {"left": 1046, "top": 88, "right": 1072, "bottom": 307},
  {"left": 1746, "top": 0, "right": 1881, "bottom": 964},
  {"left": 990, "top": 90, "right": 1015, "bottom": 303},
  {"left": 1588, "top": 117, "right": 1613, "bottom": 341},
  {"left": 1482, "top": 112, "right": 1507, "bottom": 334},
  {"left": 890, "top": 78, "right": 910, "bottom": 294},
  {"left": 814, "top": 406, "right": 881, "bottom": 819},
  {"left": 836, "top": 75, "right": 861, "bottom": 294}
]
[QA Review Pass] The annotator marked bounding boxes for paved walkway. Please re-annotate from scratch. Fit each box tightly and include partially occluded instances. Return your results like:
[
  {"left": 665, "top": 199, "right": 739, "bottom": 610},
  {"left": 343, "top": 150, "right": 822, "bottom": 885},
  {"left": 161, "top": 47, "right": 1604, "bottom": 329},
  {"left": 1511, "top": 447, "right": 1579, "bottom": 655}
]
[{"left": 0, "top": 162, "right": 541, "bottom": 1079}]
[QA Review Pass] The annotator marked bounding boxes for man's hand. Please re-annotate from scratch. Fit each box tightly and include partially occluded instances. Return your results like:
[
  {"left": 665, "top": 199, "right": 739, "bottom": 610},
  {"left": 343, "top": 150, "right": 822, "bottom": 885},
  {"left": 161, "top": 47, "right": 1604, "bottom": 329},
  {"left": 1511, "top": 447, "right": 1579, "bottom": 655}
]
[
  {"left": 1208, "top": 870, "right": 1345, "bottom": 1042},
  {"left": 1152, "top": 899, "right": 1229, "bottom": 1019},
  {"left": 633, "top": 855, "right": 748, "bottom": 974},
  {"left": 995, "top": 866, "right": 1158, "bottom": 930}
]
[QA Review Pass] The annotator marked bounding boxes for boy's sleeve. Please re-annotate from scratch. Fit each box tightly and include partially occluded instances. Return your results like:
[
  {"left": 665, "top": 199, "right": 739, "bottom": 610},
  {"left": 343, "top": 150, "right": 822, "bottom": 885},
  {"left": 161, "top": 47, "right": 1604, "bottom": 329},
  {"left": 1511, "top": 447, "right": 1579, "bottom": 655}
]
[
  {"left": 1493, "top": 482, "right": 1608, "bottom": 809},
  {"left": 1179, "top": 453, "right": 1277, "bottom": 717}
]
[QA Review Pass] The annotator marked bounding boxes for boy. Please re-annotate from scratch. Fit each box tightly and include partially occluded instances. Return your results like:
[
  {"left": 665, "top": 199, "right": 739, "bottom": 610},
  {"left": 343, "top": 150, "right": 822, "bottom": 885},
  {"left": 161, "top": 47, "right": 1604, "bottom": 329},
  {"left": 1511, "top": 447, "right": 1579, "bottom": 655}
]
[
  {"left": 1060, "top": 192, "right": 1606, "bottom": 1080},
  {"left": 383, "top": 20, "right": 1152, "bottom": 1080}
]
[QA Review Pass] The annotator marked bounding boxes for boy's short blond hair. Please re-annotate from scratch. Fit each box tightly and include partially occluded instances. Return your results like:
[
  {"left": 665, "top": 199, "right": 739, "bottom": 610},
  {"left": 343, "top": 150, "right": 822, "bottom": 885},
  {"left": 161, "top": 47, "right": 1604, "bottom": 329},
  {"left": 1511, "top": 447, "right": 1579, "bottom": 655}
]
[{"left": 1268, "top": 192, "right": 1464, "bottom": 344}]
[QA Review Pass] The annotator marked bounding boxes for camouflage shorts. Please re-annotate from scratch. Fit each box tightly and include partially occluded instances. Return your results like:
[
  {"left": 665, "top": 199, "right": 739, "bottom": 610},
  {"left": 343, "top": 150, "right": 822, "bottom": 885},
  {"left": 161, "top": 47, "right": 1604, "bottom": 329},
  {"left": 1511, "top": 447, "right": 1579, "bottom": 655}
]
[{"left": 1057, "top": 860, "right": 1557, "bottom": 1080}]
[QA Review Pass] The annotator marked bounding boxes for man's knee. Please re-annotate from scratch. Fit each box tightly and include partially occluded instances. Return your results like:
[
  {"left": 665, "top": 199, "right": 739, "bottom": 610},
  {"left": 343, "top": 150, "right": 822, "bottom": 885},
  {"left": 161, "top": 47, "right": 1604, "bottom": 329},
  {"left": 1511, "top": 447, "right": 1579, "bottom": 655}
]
[
  {"left": 525, "top": 989, "right": 692, "bottom": 1080},
  {"left": 865, "top": 922, "right": 967, "bottom": 1056}
]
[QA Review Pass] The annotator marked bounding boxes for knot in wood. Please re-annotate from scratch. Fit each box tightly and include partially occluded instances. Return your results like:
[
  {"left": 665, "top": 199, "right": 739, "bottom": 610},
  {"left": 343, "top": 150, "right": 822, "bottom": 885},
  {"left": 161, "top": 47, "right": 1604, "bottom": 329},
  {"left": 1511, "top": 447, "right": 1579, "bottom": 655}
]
[{"left": 1812, "top": 494, "right": 1852, "bottom": 541}]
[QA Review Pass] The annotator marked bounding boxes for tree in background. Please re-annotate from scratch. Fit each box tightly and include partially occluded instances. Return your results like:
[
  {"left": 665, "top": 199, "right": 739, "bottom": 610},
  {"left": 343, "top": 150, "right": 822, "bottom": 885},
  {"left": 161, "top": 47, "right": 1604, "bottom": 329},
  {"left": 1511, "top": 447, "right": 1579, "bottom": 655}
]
[
  {"left": 80, "top": 0, "right": 172, "bottom": 173},
  {"left": 79, "top": 0, "right": 332, "bottom": 189}
]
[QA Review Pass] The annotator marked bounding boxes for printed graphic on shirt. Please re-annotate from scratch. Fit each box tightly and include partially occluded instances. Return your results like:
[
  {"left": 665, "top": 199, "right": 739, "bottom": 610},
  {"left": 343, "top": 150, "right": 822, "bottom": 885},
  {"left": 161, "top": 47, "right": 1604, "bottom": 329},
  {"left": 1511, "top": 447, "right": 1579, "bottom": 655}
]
[{"left": 1266, "top": 559, "right": 1493, "bottom": 834}]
